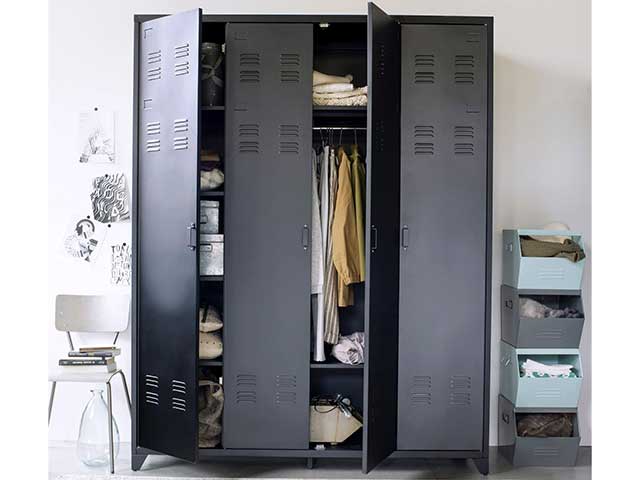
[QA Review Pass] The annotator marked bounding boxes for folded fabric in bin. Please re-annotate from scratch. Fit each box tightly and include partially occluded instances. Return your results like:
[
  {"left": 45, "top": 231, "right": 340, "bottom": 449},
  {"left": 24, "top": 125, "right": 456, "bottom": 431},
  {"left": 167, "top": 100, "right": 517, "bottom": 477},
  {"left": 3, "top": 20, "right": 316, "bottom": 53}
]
[
  {"left": 517, "top": 413, "right": 573, "bottom": 438},
  {"left": 520, "top": 236, "right": 585, "bottom": 262},
  {"left": 520, "top": 359, "right": 576, "bottom": 378},
  {"left": 519, "top": 298, "right": 581, "bottom": 319}
]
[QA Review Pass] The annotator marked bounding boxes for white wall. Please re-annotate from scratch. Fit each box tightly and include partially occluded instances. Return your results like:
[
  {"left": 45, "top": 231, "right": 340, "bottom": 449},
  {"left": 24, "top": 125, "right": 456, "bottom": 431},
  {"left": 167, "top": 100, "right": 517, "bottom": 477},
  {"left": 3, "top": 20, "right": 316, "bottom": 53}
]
[{"left": 49, "top": 0, "right": 591, "bottom": 445}]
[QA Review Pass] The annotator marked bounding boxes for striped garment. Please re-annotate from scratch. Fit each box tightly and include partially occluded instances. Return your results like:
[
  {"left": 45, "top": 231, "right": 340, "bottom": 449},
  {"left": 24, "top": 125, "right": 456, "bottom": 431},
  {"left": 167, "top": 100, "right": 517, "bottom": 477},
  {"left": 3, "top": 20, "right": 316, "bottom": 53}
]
[{"left": 323, "top": 147, "right": 340, "bottom": 345}]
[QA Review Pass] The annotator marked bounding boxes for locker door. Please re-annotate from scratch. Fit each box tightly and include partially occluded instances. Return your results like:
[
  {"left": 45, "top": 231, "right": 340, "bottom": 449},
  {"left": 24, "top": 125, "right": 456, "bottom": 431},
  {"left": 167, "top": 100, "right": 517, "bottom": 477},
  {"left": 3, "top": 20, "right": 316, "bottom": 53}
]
[
  {"left": 363, "top": 2, "right": 401, "bottom": 473},
  {"left": 135, "top": 9, "right": 201, "bottom": 462},
  {"left": 397, "top": 24, "right": 489, "bottom": 451},
  {"left": 223, "top": 23, "right": 313, "bottom": 449}
]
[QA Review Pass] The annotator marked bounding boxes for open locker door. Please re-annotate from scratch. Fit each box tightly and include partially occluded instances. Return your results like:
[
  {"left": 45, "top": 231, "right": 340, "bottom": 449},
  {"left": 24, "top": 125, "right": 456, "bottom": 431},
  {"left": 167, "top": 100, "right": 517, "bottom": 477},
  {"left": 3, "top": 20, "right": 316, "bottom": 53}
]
[
  {"left": 363, "top": 2, "right": 401, "bottom": 473},
  {"left": 135, "top": 8, "right": 201, "bottom": 462}
]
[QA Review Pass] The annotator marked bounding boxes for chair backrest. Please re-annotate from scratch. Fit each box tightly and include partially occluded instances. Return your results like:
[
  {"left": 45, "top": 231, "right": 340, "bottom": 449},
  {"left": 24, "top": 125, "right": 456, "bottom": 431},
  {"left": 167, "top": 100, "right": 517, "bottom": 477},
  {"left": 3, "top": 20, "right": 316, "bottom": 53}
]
[{"left": 55, "top": 295, "right": 130, "bottom": 334}]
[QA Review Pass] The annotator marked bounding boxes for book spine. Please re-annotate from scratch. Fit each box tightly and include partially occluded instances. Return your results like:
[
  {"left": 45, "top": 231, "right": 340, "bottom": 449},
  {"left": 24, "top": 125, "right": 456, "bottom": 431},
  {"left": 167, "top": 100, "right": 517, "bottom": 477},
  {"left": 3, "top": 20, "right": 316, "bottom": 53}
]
[
  {"left": 59, "top": 359, "right": 108, "bottom": 366},
  {"left": 68, "top": 351, "right": 115, "bottom": 358}
]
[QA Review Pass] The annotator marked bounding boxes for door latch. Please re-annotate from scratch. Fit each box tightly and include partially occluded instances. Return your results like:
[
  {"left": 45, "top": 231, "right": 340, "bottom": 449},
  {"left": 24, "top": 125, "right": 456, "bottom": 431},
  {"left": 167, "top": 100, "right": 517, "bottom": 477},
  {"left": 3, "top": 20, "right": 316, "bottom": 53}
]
[
  {"left": 401, "top": 225, "right": 409, "bottom": 250},
  {"left": 187, "top": 223, "right": 197, "bottom": 250}
]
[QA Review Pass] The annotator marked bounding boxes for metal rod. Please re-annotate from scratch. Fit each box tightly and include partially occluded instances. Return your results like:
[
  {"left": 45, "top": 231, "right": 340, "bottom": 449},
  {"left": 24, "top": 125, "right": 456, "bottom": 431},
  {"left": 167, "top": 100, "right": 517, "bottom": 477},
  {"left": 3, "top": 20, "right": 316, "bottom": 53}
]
[
  {"left": 112, "top": 332, "right": 120, "bottom": 345},
  {"left": 107, "top": 381, "right": 115, "bottom": 474},
  {"left": 312, "top": 127, "right": 367, "bottom": 130},
  {"left": 66, "top": 332, "right": 74, "bottom": 351},
  {"left": 48, "top": 382, "right": 57, "bottom": 425}
]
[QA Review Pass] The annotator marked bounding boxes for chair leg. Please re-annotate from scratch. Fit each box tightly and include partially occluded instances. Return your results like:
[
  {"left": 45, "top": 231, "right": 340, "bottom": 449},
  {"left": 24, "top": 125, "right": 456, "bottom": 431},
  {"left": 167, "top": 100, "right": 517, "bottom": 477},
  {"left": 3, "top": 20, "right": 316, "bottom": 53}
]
[
  {"left": 48, "top": 382, "right": 57, "bottom": 426},
  {"left": 106, "top": 381, "right": 115, "bottom": 474},
  {"left": 118, "top": 370, "right": 132, "bottom": 417}
]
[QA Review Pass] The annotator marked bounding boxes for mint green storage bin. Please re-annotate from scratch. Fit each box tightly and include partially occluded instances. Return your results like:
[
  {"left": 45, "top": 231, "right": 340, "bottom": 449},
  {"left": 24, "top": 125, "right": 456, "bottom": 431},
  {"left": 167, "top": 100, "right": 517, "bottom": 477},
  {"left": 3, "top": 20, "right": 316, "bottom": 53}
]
[
  {"left": 502, "top": 229, "right": 585, "bottom": 290},
  {"left": 499, "top": 342, "right": 582, "bottom": 408}
]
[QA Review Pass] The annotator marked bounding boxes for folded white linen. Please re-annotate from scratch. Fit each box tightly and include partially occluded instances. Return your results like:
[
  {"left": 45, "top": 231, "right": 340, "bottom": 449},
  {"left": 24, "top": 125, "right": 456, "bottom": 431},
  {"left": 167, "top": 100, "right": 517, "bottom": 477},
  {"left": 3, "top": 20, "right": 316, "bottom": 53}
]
[
  {"left": 313, "top": 70, "right": 353, "bottom": 86},
  {"left": 313, "top": 83, "right": 355, "bottom": 94},
  {"left": 313, "top": 94, "right": 368, "bottom": 106},
  {"left": 313, "top": 86, "right": 368, "bottom": 99}
]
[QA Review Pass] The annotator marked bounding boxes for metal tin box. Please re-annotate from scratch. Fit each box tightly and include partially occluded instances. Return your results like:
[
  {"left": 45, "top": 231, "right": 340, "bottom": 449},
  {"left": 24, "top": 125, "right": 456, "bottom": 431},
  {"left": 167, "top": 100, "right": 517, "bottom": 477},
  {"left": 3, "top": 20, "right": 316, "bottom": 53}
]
[
  {"left": 200, "top": 234, "right": 223, "bottom": 276},
  {"left": 200, "top": 200, "right": 220, "bottom": 234}
]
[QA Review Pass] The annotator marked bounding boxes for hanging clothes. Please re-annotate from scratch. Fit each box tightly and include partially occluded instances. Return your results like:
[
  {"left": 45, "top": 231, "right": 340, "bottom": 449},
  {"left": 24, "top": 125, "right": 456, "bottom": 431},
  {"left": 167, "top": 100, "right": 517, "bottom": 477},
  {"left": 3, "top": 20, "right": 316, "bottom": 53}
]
[
  {"left": 332, "top": 147, "right": 361, "bottom": 307},
  {"left": 350, "top": 144, "right": 366, "bottom": 281},
  {"left": 311, "top": 149, "right": 325, "bottom": 361},
  {"left": 323, "top": 147, "right": 340, "bottom": 345}
]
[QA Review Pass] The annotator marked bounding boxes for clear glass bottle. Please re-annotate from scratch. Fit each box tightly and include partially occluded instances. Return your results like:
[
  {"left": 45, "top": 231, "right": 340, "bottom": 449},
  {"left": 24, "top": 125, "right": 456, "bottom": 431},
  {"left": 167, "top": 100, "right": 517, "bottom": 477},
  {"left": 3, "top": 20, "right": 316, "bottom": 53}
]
[{"left": 76, "top": 389, "right": 119, "bottom": 467}]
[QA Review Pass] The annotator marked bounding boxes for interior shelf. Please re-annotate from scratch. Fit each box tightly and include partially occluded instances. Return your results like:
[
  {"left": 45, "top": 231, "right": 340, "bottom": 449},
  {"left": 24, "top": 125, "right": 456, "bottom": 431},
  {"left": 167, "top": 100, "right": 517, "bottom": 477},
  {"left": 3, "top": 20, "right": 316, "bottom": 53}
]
[
  {"left": 200, "top": 275, "right": 224, "bottom": 282},
  {"left": 313, "top": 106, "right": 367, "bottom": 117},
  {"left": 201, "top": 105, "right": 225, "bottom": 111},
  {"left": 198, "top": 445, "right": 362, "bottom": 458},
  {"left": 200, "top": 190, "right": 224, "bottom": 198},
  {"left": 199, "top": 358, "right": 223, "bottom": 367},
  {"left": 311, "top": 360, "right": 363, "bottom": 369}
]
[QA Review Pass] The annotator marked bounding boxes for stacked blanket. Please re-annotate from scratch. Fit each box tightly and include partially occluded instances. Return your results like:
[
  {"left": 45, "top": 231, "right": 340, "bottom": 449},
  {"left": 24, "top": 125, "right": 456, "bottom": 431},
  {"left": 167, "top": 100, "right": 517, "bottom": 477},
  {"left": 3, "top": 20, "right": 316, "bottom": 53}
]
[
  {"left": 313, "top": 70, "right": 368, "bottom": 106},
  {"left": 520, "top": 359, "right": 576, "bottom": 378}
]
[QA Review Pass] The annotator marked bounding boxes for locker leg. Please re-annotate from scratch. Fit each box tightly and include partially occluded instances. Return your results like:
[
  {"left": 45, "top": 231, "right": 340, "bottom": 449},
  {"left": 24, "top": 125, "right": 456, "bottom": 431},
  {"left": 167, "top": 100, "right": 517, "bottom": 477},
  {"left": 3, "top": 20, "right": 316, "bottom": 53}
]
[
  {"left": 306, "top": 457, "right": 315, "bottom": 469},
  {"left": 131, "top": 454, "right": 148, "bottom": 471},
  {"left": 473, "top": 456, "right": 489, "bottom": 475}
]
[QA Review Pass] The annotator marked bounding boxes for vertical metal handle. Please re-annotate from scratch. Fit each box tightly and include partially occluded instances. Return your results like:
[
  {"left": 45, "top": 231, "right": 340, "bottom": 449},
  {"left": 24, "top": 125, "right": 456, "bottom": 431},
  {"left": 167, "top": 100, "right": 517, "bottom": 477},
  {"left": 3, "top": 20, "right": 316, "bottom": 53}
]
[
  {"left": 505, "top": 299, "right": 513, "bottom": 310},
  {"left": 370, "top": 225, "right": 378, "bottom": 252},
  {"left": 187, "top": 223, "right": 196, "bottom": 250},
  {"left": 401, "top": 225, "right": 409, "bottom": 250},
  {"left": 502, "top": 413, "right": 510, "bottom": 424},
  {"left": 302, "top": 224, "right": 309, "bottom": 250}
]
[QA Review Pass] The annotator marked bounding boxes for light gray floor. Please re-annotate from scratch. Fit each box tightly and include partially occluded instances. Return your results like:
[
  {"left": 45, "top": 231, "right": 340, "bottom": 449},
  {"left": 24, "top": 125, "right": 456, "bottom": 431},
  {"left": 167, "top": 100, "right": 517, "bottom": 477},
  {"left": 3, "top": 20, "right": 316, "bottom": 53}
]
[{"left": 49, "top": 442, "right": 591, "bottom": 480}]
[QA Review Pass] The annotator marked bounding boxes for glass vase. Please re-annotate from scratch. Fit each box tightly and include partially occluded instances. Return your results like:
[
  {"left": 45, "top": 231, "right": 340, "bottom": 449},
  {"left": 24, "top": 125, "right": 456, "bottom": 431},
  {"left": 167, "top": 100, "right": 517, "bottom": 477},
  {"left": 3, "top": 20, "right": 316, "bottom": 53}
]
[{"left": 76, "top": 389, "right": 119, "bottom": 467}]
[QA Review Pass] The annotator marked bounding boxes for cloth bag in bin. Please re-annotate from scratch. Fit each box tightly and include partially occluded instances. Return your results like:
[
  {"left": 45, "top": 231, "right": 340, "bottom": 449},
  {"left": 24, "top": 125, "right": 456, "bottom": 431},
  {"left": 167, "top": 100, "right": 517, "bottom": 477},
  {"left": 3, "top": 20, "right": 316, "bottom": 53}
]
[{"left": 198, "top": 380, "right": 223, "bottom": 448}]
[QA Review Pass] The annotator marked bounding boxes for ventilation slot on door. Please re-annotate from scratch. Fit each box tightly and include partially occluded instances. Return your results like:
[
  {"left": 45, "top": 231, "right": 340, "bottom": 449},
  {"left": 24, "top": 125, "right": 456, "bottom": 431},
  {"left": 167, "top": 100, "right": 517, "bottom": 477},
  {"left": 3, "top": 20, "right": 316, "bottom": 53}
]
[
  {"left": 280, "top": 53, "right": 300, "bottom": 83},
  {"left": 147, "top": 50, "right": 161, "bottom": 64},
  {"left": 454, "top": 143, "right": 474, "bottom": 156},
  {"left": 410, "top": 375, "right": 432, "bottom": 406},
  {"left": 238, "top": 124, "right": 259, "bottom": 153},
  {"left": 415, "top": 71, "right": 435, "bottom": 84},
  {"left": 171, "top": 379, "right": 187, "bottom": 412},
  {"left": 449, "top": 375, "right": 471, "bottom": 406},
  {"left": 173, "top": 136, "right": 188, "bottom": 150},
  {"left": 146, "top": 138, "right": 160, "bottom": 153},
  {"left": 415, "top": 54, "right": 435, "bottom": 67},
  {"left": 174, "top": 43, "right": 189, "bottom": 59},
  {"left": 279, "top": 124, "right": 300, "bottom": 153},
  {"left": 174, "top": 61, "right": 189, "bottom": 76},
  {"left": 454, "top": 125, "right": 474, "bottom": 139},
  {"left": 455, "top": 72, "right": 475, "bottom": 85},
  {"left": 466, "top": 32, "right": 481, "bottom": 43},
  {"left": 275, "top": 375, "right": 297, "bottom": 405},
  {"left": 146, "top": 121, "right": 160, "bottom": 136},
  {"left": 415, "top": 125, "right": 435, "bottom": 138},
  {"left": 414, "top": 142, "right": 434, "bottom": 156},
  {"left": 240, "top": 52, "right": 260, "bottom": 83},
  {"left": 144, "top": 374, "right": 159, "bottom": 406},
  {"left": 455, "top": 55, "right": 475, "bottom": 68},
  {"left": 174, "top": 118, "right": 188, "bottom": 133},
  {"left": 147, "top": 66, "right": 161, "bottom": 81},
  {"left": 236, "top": 374, "right": 257, "bottom": 405}
]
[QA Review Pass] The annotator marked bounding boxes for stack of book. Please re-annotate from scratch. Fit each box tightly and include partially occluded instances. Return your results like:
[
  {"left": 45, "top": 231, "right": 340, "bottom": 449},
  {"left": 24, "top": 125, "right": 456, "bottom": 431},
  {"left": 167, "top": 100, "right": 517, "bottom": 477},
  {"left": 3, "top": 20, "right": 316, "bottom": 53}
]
[{"left": 59, "top": 346, "right": 121, "bottom": 373}]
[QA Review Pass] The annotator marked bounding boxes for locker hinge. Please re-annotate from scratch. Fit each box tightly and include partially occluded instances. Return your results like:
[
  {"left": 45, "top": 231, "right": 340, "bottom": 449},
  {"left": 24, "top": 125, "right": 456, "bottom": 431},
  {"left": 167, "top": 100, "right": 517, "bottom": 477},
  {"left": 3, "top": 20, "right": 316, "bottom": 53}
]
[
  {"left": 370, "top": 225, "right": 378, "bottom": 252},
  {"left": 302, "top": 224, "right": 309, "bottom": 250}
]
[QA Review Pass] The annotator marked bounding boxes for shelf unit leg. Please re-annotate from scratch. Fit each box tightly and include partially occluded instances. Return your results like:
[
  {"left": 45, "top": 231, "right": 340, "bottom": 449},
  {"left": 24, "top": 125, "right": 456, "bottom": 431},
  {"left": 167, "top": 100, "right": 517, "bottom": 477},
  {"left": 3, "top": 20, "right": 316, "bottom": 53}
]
[
  {"left": 306, "top": 457, "right": 315, "bottom": 469},
  {"left": 473, "top": 456, "right": 489, "bottom": 475}
]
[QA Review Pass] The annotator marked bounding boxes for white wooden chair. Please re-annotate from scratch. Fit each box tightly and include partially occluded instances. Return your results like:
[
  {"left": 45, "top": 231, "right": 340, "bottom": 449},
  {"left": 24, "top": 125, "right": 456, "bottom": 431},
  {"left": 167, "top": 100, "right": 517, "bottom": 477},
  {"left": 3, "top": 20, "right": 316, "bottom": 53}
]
[{"left": 48, "top": 294, "right": 131, "bottom": 474}]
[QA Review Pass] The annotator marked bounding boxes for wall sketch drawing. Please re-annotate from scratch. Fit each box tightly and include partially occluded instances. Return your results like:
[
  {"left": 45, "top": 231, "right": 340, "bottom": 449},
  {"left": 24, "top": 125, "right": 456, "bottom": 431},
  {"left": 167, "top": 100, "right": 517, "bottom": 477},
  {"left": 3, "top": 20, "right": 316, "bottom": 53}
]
[
  {"left": 90, "top": 173, "right": 130, "bottom": 223},
  {"left": 78, "top": 109, "right": 115, "bottom": 163},
  {"left": 110, "top": 243, "right": 131, "bottom": 286},
  {"left": 63, "top": 215, "right": 107, "bottom": 263}
]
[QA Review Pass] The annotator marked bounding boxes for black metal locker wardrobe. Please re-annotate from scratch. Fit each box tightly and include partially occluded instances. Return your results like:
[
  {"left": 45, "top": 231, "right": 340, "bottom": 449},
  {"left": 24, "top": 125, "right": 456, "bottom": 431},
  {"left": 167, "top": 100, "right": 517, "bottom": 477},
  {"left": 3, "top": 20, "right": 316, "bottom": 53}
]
[{"left": 131, "top": 4, "right": 492, "bottom": 475}]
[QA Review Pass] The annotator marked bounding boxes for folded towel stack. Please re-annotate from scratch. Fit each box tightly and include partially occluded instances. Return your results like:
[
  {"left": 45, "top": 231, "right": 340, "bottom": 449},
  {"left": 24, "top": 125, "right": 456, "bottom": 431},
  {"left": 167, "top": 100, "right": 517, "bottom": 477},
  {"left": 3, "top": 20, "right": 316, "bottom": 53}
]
[
  {"left": 313, "top": 70, "right": 368, "bottom": 106},
  {"left": 520, "top": 359, "right": 576, "bottom": 378}
]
